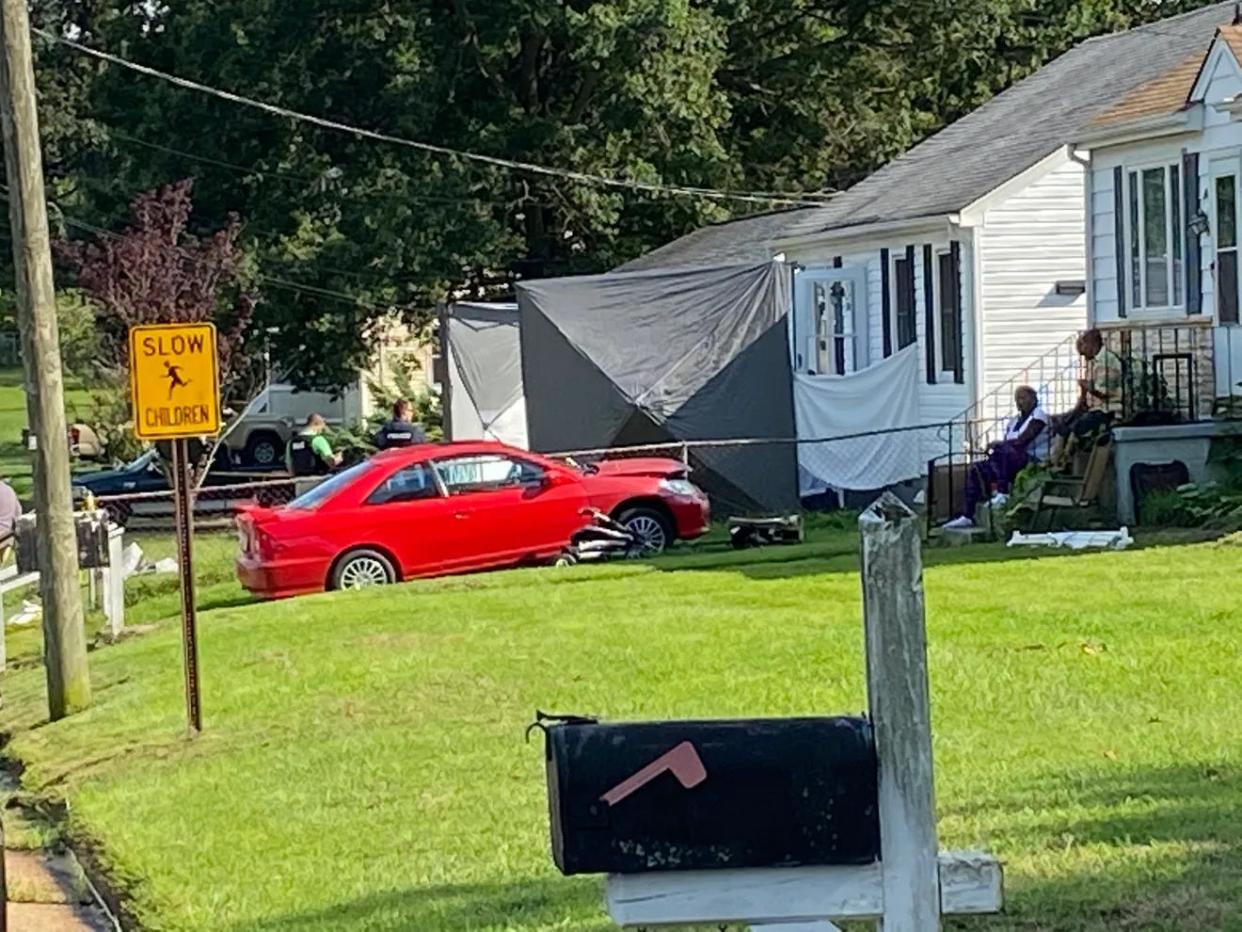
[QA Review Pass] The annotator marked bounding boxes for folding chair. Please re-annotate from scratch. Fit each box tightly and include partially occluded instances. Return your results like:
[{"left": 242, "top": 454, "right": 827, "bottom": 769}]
[{"left": 1032, "top": 435, "right": 1113, "bottom": 530}]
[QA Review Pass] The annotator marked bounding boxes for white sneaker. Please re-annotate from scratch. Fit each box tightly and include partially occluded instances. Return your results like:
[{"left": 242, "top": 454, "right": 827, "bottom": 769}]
[{"left": 942, "top": 516, "right": 975, "bottom": 530}]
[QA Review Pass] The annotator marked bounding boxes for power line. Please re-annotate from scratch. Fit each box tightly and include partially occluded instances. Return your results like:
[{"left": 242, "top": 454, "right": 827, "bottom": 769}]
[
  {"left": 97, "top": 126, "right": 513, "bottom": 207},
  {"left": 6, "top": 191, "right": 404, "bottom": 314},
  {"left": 37, "top": 28, "right": 836, "bottom": 209}
]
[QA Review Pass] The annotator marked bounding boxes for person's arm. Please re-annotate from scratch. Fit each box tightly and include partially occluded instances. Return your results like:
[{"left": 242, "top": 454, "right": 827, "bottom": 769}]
[
  {"left": 1083, "top": 353, "right": 1123, "bottom": 403},
  {"left": 310, "top": 434, "right": 336, "bottom": 465},
  {"left": 1013, "top": 417, "right": 1047, "bottom": 449},
  {"left": 373, "top": 424, "right": 388, "bottom": 450}
]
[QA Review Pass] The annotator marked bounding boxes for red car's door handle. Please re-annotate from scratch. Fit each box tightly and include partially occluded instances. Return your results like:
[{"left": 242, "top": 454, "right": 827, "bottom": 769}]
[{"left": 454, "top": 512, "right": 470, "bottom": 520}]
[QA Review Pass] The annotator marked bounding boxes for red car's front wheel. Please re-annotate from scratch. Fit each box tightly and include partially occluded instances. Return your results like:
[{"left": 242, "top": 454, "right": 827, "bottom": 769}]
[{"left": 616, "top": 507, "right": 673, "bottom": 556}]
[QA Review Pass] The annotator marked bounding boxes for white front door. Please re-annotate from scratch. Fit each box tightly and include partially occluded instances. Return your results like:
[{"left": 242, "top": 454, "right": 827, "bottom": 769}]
[{"left": 792, "top": 267, "right": 869, "bottom": 376}]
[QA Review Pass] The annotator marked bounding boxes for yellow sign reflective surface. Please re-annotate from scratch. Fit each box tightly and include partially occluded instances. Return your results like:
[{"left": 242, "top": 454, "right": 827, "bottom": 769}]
[{"left": 128, "top": 323, "right": 221, "bottom": 440}]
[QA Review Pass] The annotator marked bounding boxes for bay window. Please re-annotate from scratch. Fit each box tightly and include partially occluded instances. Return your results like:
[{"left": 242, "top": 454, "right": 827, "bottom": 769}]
[{"left": 1126, "top": 163, "right": 1184, "bottom": 313}]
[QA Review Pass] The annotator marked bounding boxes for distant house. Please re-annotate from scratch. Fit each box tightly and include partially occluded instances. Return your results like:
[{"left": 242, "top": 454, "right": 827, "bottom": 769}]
[
  {"left": 623, "top": 2, "right": 1242, "bottom": 476},
  {"left": 1068, "top": 11, "right": 1242, "bottom": 520}
]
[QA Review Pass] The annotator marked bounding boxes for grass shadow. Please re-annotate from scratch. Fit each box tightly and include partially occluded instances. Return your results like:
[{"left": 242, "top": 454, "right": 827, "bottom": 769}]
[
  {"left": 224, "top": 876, "right": 614, "bottom": 932},
  {"left": 945, "top": 762, "right": 1242, "bottom": 930}
]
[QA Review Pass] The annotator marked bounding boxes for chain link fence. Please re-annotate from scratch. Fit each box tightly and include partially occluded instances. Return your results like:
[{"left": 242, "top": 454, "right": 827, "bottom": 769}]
[
  {"left": 555, "top": 423, "right": 955, "bottom": 517},
  {"left": 93, "top": 477, "right": 296, "bottom": 531},
  {"left": 88, "top": 424, "right": 959, "bottom": 532}
]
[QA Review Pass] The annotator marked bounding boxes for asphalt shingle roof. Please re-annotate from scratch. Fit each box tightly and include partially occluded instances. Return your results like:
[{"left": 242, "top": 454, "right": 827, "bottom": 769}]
[{"left": 620, "top": 2, "right": 1237, "bottom": 271}]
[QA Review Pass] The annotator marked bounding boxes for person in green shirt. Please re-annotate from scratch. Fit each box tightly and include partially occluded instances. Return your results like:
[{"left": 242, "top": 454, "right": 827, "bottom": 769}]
[
  {"left": 287, "top": 413, "right": 341, "bottom": 476},
  {"left": 1051, "top": 329, "right": 1124, "bottom": 464}
]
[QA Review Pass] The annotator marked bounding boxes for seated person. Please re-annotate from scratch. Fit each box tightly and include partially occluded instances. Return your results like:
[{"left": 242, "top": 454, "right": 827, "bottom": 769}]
[
  {"left": 943, "top": 385, "right": 1048, "bottom": 530},
  {"left": 1051, "top": 328, "right": 1123, "bottom": 462}
]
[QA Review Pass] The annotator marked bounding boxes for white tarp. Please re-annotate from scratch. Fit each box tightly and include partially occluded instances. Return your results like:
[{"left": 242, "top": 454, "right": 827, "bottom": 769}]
[
  {"left": 445, "top": 303, "right": 528, "bottom": 448},
  {"left": 794, "top": 346, "right": 922, "bottom": 494}
]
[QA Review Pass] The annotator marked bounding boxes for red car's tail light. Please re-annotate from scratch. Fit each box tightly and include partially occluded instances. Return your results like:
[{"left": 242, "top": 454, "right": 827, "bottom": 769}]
[{"left": 255, "top": 526, "right": 280, "bottom": 560}]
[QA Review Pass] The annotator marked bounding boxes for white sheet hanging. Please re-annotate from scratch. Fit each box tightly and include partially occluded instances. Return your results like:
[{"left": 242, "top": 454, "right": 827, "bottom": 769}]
[{"left": 794, "top": 346, "right": 923, "bottom": 494}]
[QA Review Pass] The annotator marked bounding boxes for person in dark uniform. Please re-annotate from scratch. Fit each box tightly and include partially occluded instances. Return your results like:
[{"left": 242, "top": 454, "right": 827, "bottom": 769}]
[
  {"left": 287, "top": 413, "right": 340, "bottom": 476},
  {"left": 374, "top": 398, "right": 427, "bottom": 450}
]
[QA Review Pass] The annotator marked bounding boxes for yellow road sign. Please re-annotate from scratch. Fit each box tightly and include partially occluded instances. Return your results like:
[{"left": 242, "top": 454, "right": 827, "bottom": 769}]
[{"left": 128, "top": 323, "right": 221, "bottom": 440}]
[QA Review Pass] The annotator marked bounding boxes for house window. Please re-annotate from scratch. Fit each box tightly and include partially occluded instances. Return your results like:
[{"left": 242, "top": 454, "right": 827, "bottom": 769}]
[
  {"left": 893, "top": 254, "right": 916, "bottom": 349},
  {"left": 1126, "top": 164, "right": 1184, "bottom": 312},
  {"left": 1216, "top": 174, "right": 1239, "bottom": 324},
  {"left": 937, "top": 251, "right": 960, "bottom": 374},
  {"left": 814, "top": 280, "right": 855, "bottom": 375}
]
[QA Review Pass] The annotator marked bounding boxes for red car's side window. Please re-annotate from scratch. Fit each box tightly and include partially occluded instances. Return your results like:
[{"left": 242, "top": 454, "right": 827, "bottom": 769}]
[
  {"left": 366, "top": 463, "right": 441, "bottom": 505},
  {"left": 433, "top": 455, "right": 544, "bottom": 495}
]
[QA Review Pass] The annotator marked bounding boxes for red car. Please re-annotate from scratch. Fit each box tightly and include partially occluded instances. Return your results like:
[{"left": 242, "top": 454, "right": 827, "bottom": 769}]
[{"left": 235, "top": 441, "right": 710, "bottom": 598}]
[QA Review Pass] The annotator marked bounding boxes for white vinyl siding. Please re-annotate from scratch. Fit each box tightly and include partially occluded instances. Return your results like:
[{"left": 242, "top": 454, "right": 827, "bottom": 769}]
[
  {"left": 979, "top": 158, "right": 1089, "bottom": 406},
  {"left": 1090, "top": 164, "right": 1120, "bottom": 321}
]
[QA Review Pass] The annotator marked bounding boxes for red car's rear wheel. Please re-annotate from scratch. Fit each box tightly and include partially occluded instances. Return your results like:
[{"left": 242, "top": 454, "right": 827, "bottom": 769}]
[{"left": 331, "top": 549, "right": 396, "bottom": 590}]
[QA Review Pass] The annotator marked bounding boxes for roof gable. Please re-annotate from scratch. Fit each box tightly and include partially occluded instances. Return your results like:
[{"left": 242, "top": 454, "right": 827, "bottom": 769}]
[
  {"left": 1089, "top": 52, "right": 1204, "bottom": 128},
  {"left": 1189, "top": 24, "right": 1242, "bottom": 103},
  {"left": 619, "top": 2, "right": 1240, "bottom": 269}
]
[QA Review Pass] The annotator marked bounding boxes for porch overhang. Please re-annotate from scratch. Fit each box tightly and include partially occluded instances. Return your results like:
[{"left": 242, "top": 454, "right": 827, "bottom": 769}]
[
  {"left": 768, "top": 214, "right": 960, "bottom": 254},
  {"left": 1072, "top": 106, "right": 1203, "bottom": 150}
]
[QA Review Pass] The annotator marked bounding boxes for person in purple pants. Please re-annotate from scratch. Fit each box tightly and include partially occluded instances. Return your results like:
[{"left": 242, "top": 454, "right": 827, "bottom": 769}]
[{"left": 943, "top": 386, "right": 1049, "bottom": 529}]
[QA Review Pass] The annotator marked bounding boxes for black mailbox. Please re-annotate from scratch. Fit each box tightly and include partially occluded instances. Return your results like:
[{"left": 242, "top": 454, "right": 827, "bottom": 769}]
[
  {"left": 541, "top": 715, "right": 879, "bottom": 875},
  {"left": 15, "top": 512, "right": 111, "bottom": 573}
]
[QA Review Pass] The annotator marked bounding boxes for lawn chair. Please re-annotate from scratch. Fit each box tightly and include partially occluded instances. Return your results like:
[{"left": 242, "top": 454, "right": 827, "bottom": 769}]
[{"left": 1031, "top": 435, "right": 1113, "bottom": 530}]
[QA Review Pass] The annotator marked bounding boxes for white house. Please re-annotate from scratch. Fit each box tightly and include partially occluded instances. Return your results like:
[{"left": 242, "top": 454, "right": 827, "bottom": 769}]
[
  {"left": 623, "top": 2, "right": 1242, "bottom": 485},
  {"left": 1069, "top": 11, "right": 1242, "bottom": 521}
]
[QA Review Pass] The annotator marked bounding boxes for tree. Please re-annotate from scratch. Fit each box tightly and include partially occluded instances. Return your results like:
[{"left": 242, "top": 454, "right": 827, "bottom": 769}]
[
  {"left": 43, "top": 0, "right": 1220, "bottom": 390},
  {"left": 55, "top": 178, "right": 259, "bottom": 455}
]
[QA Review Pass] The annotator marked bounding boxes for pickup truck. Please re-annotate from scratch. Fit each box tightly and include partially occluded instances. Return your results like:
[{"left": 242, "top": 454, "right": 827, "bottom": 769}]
[{"left": 223, "top": 382, "right": 361, "bottom": 466}]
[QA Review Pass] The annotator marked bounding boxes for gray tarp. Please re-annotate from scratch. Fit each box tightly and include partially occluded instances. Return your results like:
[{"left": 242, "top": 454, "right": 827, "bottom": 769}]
[
  {"left": 518, "top": 260, "right": 798, "bottom": 513},
  {"left": 444, "top": 302, "right": 528, "bottom": 447}
]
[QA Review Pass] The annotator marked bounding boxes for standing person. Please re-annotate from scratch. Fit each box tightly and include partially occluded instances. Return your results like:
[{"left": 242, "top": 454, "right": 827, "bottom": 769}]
[
  {"left": 943, "top": 386, "right": 1049, "bottom": 530},
  {"left": 374, "top": 398, "right": 427, "bottom": 450},
  {"left": 1052, "top": 329, "right": 1124, "bottom": 461},
  {"left": 286, "top": 414, "right": 340, "bottom": 476},
  {"left": 0, "top": 475, "right": 21, "bottom": 551}
]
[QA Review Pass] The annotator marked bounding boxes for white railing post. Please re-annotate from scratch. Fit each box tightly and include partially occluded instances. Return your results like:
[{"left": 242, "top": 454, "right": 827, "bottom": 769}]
[
  {"left": 859, "top": 494, "right": 939, "bottom": 931},
  {"left": 102, "top": 525, "right": 125, "bottom": 639}
]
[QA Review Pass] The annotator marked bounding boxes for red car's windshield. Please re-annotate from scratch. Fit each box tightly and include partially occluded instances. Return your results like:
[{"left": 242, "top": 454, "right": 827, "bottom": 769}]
[{"left": 287, "top": 460, "right": 376, "bottom": 510}]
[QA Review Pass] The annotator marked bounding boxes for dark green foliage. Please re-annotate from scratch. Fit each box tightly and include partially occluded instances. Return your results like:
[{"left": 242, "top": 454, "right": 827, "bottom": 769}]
[{"left": 29, "top": 0, "right": 1220, "bottom": 388}]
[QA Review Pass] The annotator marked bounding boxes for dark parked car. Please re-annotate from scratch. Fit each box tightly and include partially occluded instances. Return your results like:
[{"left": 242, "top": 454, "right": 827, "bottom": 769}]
[{"left": 72, "top": 448, "right": 288, "bottom": 526}]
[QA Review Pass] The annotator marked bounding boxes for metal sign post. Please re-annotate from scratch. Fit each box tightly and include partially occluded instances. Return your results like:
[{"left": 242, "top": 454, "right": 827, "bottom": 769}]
[
  {"left": 129, "top": 322, "right": 220, "bottom": 734},
  {"left": 169, "top": 438, "right": 202, "bottom": 732}
]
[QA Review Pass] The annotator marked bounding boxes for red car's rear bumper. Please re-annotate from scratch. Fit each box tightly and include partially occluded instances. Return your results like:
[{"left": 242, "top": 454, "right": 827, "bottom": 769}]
[{"left": 236, "top": 553, "right": 329, "bottom": 600}]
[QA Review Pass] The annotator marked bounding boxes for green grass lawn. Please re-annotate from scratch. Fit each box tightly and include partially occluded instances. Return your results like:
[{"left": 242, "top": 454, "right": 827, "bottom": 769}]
[
  {"left": 2, "top": 529, "right": 1241, "bottom": 931},
  {"left": 0, "top": 366, "right": 94, "bottom": 501}
]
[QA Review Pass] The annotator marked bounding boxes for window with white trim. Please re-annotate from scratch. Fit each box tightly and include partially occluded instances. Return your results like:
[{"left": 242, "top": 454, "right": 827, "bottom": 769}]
[
  {"left": 1125, "top": 163, "right": 1184, "bottom": 313},
  {"left": 892, "top": 254, "right": 916, "bottom": 349}
]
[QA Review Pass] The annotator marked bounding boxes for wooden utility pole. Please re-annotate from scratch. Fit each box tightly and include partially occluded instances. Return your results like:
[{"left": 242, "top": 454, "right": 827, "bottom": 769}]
[{"left": 0, "top": 1, "right": 90, "bottom": 718}]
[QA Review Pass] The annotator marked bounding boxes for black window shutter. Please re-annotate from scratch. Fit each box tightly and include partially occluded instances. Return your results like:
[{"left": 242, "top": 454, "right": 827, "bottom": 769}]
[
  {"left": 880, "top": 248, "right": 892, "bottom": 357},
  {"left": 950, "top": 240, "right": 964, "bottom": 384},
  {"left": 922, "top": 244, "right": 936, "bottom": 384},
  {"left": 1114, "top": 165, "right": 1127, "bottom": 318},
  {"left": 1184, "top": 151, "right": 1201, "bottom": 314}
]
